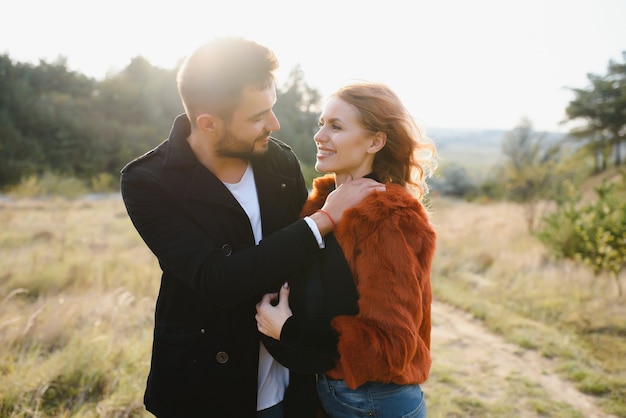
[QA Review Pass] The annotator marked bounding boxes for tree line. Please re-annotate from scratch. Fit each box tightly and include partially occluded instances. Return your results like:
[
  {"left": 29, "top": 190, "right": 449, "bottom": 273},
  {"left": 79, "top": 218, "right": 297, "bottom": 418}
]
[
  {"left": 3, "top": 51, "right": 624, "bottom": 191},
  {"left": 0, "top": 54, "right": 320, "bottom": 190}
]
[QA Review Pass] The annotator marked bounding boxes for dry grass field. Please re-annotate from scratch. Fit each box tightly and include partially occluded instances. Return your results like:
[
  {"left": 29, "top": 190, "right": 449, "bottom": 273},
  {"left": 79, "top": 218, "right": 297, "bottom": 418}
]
[
  {"left": 0, "top": 195, "right": 624, "bottom": 417},
  {"left": 427, "top": 198, "right": 625, "bottom": 418}
]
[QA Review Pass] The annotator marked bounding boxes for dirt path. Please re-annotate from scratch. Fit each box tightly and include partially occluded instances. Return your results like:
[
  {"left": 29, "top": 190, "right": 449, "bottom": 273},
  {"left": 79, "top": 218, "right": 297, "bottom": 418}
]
[{"left": 430, "top": 301, "right": 616, "bottom": 418}]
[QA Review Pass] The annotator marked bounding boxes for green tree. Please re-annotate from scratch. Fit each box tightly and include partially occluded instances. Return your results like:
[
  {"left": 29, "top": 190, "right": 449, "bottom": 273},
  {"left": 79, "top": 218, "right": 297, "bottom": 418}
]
[
  {"left": 500, "top": 118, "right": 561, "bottom": 232},
  {"left": 274, "top": 64, "right": 322, "bottom": 173},
  {"left": 0, "top": 55, "right": 99, "bottom": 187},
  {"left": 91, "top": 56, "right": 182, "bottom": 173},
  {"left": 0, "top": 55, "right": 38, "bottom": 186},
  {"left": 565, "top": 51, "right": 626, "bottom": 172}
]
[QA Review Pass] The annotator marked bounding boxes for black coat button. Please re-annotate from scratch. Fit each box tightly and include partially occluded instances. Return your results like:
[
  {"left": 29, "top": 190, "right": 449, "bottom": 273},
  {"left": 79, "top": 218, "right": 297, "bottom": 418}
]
[
  {"left": 221, "top": 244, "right": 232, "bottom": 256},
  {"left": 216, "top": 351, "right": 229, "bottom": 364}
]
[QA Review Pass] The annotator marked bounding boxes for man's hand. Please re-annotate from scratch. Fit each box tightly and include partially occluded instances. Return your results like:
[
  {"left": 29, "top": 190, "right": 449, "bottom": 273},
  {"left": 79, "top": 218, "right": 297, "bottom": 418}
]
[{"left": 255, "top": 282, "right": 292, "bottom": 340}]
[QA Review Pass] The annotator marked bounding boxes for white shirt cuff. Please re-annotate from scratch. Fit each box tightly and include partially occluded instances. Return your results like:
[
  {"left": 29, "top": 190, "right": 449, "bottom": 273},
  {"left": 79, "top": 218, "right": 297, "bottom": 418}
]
[{"left": 303, "top": 216, "right": 325, "bottom": 249}]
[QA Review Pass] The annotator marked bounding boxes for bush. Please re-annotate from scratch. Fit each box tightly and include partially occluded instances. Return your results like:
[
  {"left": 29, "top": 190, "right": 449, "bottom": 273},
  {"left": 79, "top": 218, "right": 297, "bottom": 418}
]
[
  {"left": 7, "top": 172, "right": 89, "bottom": 199},
  {"left": 430, "top": 163, "right": 478, "bottom": 198},
  {"left": 536, "top": 177, "right": 626, "bottom": 296},
  {"left": 90, "top": 172, "right": 117, "bottom": 193}
]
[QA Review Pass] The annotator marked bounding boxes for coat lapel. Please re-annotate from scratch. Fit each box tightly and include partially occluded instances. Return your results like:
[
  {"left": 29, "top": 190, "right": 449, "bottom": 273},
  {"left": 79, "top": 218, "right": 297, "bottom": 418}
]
[
  {"left": 254, "top": 162, "right": 296, "bottom": 237},
  {"left": 162, "top": 114, "right": 245, "bottom": 212},
  {"left": 184, "top": 164, "right": 243, "bottom": 212}
]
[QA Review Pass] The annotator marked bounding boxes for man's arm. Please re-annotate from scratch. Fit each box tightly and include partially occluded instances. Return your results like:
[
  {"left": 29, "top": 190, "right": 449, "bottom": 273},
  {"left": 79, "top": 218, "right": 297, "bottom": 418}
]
[
  {"left": 121, "top": 169, "right": 321, "bottom": 307},
  {"left": 121, "top": 170, "right": 382, "bottom": 308}
]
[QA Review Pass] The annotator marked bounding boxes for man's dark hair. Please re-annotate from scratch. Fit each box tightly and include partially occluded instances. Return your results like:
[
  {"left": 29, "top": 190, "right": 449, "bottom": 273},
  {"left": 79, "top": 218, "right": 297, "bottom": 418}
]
[{"left": 177, "top": 37, "right": 279, "bottom": 122}]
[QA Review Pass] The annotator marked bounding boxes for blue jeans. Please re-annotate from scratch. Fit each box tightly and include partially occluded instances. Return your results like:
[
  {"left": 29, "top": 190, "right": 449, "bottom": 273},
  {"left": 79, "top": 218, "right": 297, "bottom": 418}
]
[{"left": 316, "top": 374, "right": 426, "bottom": 418}]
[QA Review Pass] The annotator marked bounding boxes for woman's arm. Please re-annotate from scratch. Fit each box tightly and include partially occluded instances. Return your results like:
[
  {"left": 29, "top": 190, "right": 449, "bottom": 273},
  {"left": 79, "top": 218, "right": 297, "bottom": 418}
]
[{"left": 331, "top": 198, "right": 436, "bottom": 389}]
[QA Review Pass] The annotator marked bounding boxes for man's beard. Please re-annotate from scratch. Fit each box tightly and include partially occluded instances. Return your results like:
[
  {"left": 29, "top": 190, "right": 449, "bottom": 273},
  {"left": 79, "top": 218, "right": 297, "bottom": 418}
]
[{"left": 216, "top": 129, "right": 270, "bottom": 161}]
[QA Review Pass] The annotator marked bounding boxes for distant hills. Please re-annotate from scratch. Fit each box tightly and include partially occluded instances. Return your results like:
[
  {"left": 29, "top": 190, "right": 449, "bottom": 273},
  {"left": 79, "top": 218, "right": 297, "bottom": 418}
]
[
  {"left": 427, "top": 127, "right": 567, "bottom": 179},
  {"left": 427, "top": 128, "right": 509, "bottom": 179}
]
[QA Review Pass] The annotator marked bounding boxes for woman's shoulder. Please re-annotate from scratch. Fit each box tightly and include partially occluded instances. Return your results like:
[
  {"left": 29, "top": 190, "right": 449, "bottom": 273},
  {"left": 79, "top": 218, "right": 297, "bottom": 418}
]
[
  {"left": 355, "top": 184, "right": 429, "bottom": 221},
  {"left": 300, "top": 175, "right": 335, "bottom": 217},
  {"left": 333, "top": 185, "right": 433, "bottom": 244}
]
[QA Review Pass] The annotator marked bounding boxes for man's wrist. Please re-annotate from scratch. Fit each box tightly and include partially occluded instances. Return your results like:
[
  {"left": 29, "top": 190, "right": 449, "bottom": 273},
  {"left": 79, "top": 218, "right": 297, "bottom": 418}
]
[{"left": 303, "top": 216, "right": 325, "bottom": 248}]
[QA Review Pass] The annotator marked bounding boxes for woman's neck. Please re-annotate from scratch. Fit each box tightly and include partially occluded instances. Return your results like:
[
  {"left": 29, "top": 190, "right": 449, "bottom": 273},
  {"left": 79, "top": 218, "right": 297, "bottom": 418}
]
[{"left": 334, "top": 170, "right": 376, "bottom": 187}]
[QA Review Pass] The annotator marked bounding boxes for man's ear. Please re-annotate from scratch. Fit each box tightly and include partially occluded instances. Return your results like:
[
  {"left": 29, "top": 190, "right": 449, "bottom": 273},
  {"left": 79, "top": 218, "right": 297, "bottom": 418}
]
[
  {"left": 368, "top": 131, "right": 387, "bottom": 153},
  {"left": 196, "top": 113, "right": 222, "bottom": 133}
]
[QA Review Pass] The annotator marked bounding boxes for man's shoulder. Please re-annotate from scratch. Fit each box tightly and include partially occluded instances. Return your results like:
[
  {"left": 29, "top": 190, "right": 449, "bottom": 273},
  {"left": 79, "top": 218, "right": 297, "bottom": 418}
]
[
  {"left": 268, "top": 137, "right": 294, "bottom": 153},
  {"left": 120, "top": 140, "right": 167, "bottom": 174},
  {"left": 264, "top": 137, "right": 300, "bottom": 165},
  {"left": 251, "top": 137, "right": 303, "bottom": 185}
]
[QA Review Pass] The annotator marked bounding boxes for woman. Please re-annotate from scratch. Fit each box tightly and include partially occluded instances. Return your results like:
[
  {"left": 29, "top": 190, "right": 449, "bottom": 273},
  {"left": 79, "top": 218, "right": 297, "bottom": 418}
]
[{"left": 256, "top": 81, "right": 437, "bottom": 418}]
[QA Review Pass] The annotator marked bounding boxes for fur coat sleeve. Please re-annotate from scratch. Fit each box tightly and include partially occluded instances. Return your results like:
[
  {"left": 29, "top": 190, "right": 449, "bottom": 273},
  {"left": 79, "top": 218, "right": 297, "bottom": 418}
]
[{"left": 301, "top": 175, "right": 436, "bottom": 389}]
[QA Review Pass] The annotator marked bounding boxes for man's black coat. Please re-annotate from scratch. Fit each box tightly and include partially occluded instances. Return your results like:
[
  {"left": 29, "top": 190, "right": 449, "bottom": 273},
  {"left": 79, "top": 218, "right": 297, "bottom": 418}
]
[{"left": 121, "top": 115, "right": 318, "bottom": 417}]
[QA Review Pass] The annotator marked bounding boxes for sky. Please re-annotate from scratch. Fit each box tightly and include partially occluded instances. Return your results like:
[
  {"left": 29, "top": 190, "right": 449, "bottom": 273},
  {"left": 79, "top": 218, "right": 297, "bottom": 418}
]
[{"left": 2, "top": 0, "right": 625, "bottom": 133}]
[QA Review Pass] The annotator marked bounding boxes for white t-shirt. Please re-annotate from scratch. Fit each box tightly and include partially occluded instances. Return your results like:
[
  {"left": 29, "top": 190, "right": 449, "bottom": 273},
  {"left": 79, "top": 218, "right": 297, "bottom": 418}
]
[{"left": 223, "top": 163, "right": 289, "bottom": 411}]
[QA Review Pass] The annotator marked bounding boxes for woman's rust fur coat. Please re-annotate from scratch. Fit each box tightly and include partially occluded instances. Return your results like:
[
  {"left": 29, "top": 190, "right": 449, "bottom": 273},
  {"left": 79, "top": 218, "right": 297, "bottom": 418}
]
[{"left": 300, "top": 174, "right": 436, "bottom": 390}]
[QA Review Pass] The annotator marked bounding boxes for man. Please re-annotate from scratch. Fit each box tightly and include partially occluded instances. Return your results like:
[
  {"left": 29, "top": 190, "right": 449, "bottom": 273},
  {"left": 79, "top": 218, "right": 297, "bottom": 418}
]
[{"left": 120, "top": 37, "right": 382, "bottom": 417}]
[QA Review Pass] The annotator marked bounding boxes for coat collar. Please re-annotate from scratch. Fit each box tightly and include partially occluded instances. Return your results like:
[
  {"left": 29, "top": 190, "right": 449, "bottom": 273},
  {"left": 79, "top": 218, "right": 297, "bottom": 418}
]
[
  {"left": 159, "top": 115, "right": 232, "bottom": 206},
  {"left": 163, "top": 114, "right": 197, "bottom": 168}
]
